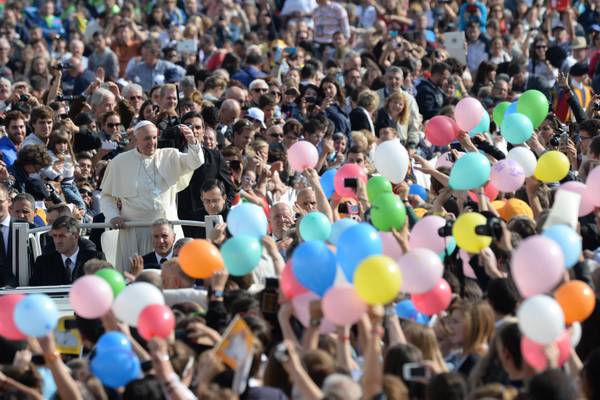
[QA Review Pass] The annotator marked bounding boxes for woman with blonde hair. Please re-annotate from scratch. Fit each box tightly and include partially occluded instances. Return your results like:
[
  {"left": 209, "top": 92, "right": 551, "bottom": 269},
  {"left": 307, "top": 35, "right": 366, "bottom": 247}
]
[
  {"left": 403, "top": 322, "right": 448, "bottom": 374},
  {"left": 350, "top": 89, "right": 379, "bottom": 135},
  {"left": 374, "top": 90, "right": 419, "bottom": 148}
]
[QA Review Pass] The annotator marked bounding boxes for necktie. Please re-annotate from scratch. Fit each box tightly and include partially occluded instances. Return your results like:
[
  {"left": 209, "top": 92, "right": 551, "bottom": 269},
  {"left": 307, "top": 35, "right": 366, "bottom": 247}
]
[
  {"left": 160, "top": 257, "right": 168, "bottom": 264},
  {"left": 65, "top": 258, "right": 73, "bottom": 282}
]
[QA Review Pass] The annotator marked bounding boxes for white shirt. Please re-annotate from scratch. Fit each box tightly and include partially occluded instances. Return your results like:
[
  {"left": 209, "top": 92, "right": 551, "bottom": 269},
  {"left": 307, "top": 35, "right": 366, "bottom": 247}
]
[
  {"left": 155, "top": 249, "right": 174, "bottom": 265},
  {"left": 61, "top": 247, "right": 80, "bottom": 276},
  {"left": 22, "top": 133, "right": 46, "bottom": 148},
  {"left": 0, "top": 215, "right": 10, "bottom": 254}
]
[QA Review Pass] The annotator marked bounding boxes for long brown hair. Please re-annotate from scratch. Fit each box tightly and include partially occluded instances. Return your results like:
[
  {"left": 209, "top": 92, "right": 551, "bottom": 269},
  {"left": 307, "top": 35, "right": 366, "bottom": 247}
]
[{"left": 48, "top": 130, "right": 77, "bottom": 164}]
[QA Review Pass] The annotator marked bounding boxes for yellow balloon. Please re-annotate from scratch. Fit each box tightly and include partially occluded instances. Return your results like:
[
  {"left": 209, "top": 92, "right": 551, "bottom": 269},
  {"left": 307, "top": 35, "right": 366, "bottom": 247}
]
[
  {"left": 452, "top": 212, "right": 492, "bottom": 253},
  {"left": 354, "top": 255, "right": 402, "bottom": 305},
  {"left": 534, "top": 151, "right": 570, "bottom": 183}
]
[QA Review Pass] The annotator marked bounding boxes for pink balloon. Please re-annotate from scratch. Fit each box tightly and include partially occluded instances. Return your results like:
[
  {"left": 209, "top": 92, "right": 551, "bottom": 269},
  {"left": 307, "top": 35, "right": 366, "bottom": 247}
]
[
  {"left": 281, "top": 262, "right": 308, "bottom": 299},
  {"left": 381, "top": 232, "right": 404, "bottom": 259},
  {"left": 287, "top": 141, "right": 319, "bottom": 172},
  {"left": 586, "top": 165, "right": 600, "bottom": 206},
  {"left": 468, "top": 181, "right": 499, "bottom": 203},
  {"left": 511, "top": 236, "right": 565, "bottom": 298},
  {"left": 559, "top": 181, "right": 595, "bottom": 217},
  {"left": 412, "top": 279, "right": 452, "bottom": 316},
  {"left": 521, "top": 331, "right": 571, "bottom": 371},
  {"left": 334, "top": 163, "right": 368, "bottom": 198},
  {"left": 425, "top": 116, "right": 460, "bottom": 146},
  {"left": 435, "top": 151, "right": 465, "bottom": 169},
  {"left": 490, "top": 159, "right": 525, "bottom": 193},
  {"left": 398, "top": 249, "right": 444, "bottom": 294},
  {"left": 409, "top": 216, "right": 447, "bottom": 253},
  {"left": 69, "top": 276, "right": 113, "bottom": 318},
  {"left": 0, "top": 294, "right": 26, "bottom": 340},
  {"left": 322, "top": 284, "right": 367, "bottom": 325},
  {"left": 455, "top": 97, "right": 486, "bottom": 131},
  {"left": 292, "top": 292, "right": 336, "bottom": 333},
  {"left": 459, "top": 250, "right": 477, "bottom": 279}
]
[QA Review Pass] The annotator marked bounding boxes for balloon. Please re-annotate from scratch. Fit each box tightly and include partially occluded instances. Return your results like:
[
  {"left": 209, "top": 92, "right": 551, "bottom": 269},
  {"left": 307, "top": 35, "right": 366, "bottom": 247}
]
[
  {"left": 455, "top": 97, "right": 486, "bottom": 131},
  {"left": 397, "top": 248, "right": 444, "bottom": 294},
  {"left": 287, "top": 140, "right": 319, "bottom": 172},
  {"left": 517, "top": 295, "right": 565, "bottom": 345},
  {"left": 395, "top": 299, "right": 430, "bottom": 325},
  {"left": 441, "top": 236, "right": 457, "bottom": 261},
  {"left": 334, "top": 163, "right": 368, "bottom": 198},
  {"left": 300, "top": 212, "right": 332, "bottom": 241},
  {"left": 559, "top": 181, "right": 595, "bottom": 216},
  {"left": 452, "top": 212, "right": 492, "bottom": 253},
  {"left": 424, "top": 115, "right": 460, "bottom": 146},
  {"left": 370, "top": 193, "right": 407, "bottom": 232},
  {"left": 449, "top": 152, "right": 491, "bottom": 190},
  {"left": 500, "top": 113, "right": 533, "bottom": 144},
  {"left": 521, "top": 331, "right": 570, "bottom": 371},
  {"left": 468, "top": 181, "right": 499, "bottom": 203},
  {"left": 281, "top": 262, "right": 308, "bottom": 299},
  {"left": 511, "top": 236, "right": 564, "bottom": 298},
  {"left": 95, "top": 268, "right": 126, "bottom": 297},
  {"left": 543, "top": 225, "right": 582, "bottom": 268},
  {"left": 221, "top": 235, "right": 263, "bottom": 276},
  {"left": 292, "top": 241, "right": 337, "bottom": 296},
  {"left": 227, "top": 203, "right": 268, "bottom": 237},
  {"left": 570, "top": 322, "right": 582, "bottom": 347},
  {"left": 490, "top": 159, "right": 525, "bottom": 192},
  {"left": 505, "top": 101, "right": 518, "bottom": 116},
  {"left": 459, "top": 250, "right": 477, "bottom": 279},
  {"left": 587, "top": 166, "right": 600, "bottom": 206},
  {"left": 96, "top": 332, "right": 132, "bottom": 353},
  {"left": 555, "top": 281, "right": 596, "bottom": 324},
  {"left": 322, "top": 284, "right": 368, "bottom": 325},
  {"left": 337, "top": 223, "right": 382, "bottom": 281},
  {"left": 179, "top": 239, "right": 224, "bottom": 279},
  {"left": 435, "top": 151, "right": 464, "bottom": 169},
  {"left": 373, "top": 139, "right": 410, "bottom": 183},
  {"left": 469, "top": 110, "right": 490, "bottom": 136},
  {"left": 69, "top": 276, "right": 113, "bottom": 319},
  {"left": 507, "top": 147, "right": 537, "bottom": 177},
  {"left": 91, "top": 350, "right": 141, "bottom": 388},
  {"left": 320, "top": 169, "right": 337, "bottom": 199},
  {"left": 381, "top": 231, "right": 404, "bottom": 259},
  {"left": 329, "top": 218, "right": 358, "bottom": 245},
  {"left": 412, "top": 279, "right": 452, "bottom": 315},
  {"left": 137, "top": 304, "right": 175, "bottom": 340},
  {"left": 14, "top": 294, "right": 58, "bottom": 337},
  {"left": 534, "top": 151, "right": 570, "bottom": 183},
  {"left": 113, "top": 282, "right": 165, "bottom": 327},
  {"left": 409, "top": 184, "right": 429, "bottom": 201},
  {"left": 517, "top": 89, "right": 550, "bottom": 128},
  {"left": 292, "top": 292, "right": 335, "bottom": 333},
  {"left": 354, "top": 255, "right": 402, "bottom": 304},
  {"left": 0, "top": 294, "right": 26, "bottom": 340},
  {"left": 493, "top": 101, "right": 510, "bottom": 126},
  {"left": 409, "top": 215, "right": 447, "bottom": 253},
  {"left": 367, "top": 176, "right": 393, "bottom": 203}
]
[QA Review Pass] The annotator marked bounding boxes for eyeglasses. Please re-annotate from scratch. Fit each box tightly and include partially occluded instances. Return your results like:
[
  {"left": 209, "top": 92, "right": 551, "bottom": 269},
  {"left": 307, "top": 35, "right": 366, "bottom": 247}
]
[
  {"left": 270, "top": 132, "right": 283, "bottom": 138},
  {"left": 252, "top": 88, "right": 268, "bottom": 93},
  {"left": 270, "top": 91, "right": 281, "bottom": 97},
  {"left": 79, "top": 189, "right": 92, "bottom": 196},
  {"left": 128, "top": 96, "right": 143, "bottom": 101},
  {"left": 106, "top": 123, "right": 121, "bottom": 128},
  {"left": 536, "top": 44, "right": 547, "bottom": 49}
]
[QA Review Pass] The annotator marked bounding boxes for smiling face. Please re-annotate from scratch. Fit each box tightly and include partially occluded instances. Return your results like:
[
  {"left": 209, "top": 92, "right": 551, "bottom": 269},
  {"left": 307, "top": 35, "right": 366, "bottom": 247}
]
[
  {"left": 151, "top": 224, "right": 175, "bottom": 256},
  {"left": 136, "top": 124, "right": 159, "bottom": 156}
]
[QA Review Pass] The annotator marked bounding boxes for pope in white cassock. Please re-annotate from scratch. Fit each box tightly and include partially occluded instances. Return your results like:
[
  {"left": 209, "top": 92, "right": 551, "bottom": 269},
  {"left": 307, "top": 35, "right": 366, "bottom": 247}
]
[{"left": 100, "top": 120, "right": 204, "bottom": 271}]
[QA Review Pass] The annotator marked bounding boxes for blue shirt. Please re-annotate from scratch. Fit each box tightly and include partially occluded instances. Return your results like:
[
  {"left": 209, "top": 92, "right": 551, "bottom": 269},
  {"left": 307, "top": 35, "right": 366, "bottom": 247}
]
[
  {"left": 125, "top": 59, "right": 186, "bottom": 92},
  {"left": 0, "top": 136, "right": 18, "bottom": 167}
]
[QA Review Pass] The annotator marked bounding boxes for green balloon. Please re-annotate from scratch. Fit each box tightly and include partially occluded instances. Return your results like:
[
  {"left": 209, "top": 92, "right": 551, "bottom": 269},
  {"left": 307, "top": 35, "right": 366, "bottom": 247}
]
[
  {"left": 516, "top": 90, "right": 549, "bottom": 129},
  {"left": 370, "top": 193, "right": 406, "bottom": 232},
  {"left": 367, "top": 176, "right": 393, "bottom": 203},
  {"left": 299, "top": 212, "right": 332, "bottom": 241},
  {"left": 493, "top": 101, "right": 510, "bottom": 126},
  {"left": 222, "top": 236, "right": 263, "bottom": 276},
  {"left": 95, "top": 268, "right": 126, "bottom": 297}
]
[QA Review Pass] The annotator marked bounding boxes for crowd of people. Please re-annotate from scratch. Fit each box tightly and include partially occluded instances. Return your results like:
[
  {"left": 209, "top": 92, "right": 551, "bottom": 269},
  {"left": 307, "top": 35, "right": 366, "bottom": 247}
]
[{"left": 0, "top": 0, "right": 600, "bottom": 398}]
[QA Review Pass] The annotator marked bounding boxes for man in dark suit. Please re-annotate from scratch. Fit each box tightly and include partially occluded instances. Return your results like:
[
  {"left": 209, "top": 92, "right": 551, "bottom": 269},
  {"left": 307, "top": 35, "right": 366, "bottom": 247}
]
[
  {"left": 186, "top": 179, "right": 230, "bottom": 239},
  {"left": 135, "top": 218, "right": 176, "bottom": 270},
  {"left": 0, "top": 183, "right": 16, "bottom": 287},
  {"left": 30, "top": 216, "right": 105, "bottom": 286}
]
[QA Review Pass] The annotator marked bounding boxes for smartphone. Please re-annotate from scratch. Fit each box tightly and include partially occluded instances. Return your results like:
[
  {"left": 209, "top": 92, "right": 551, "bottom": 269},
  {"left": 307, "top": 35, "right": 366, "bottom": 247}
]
[
  {"left": 274, "top": 342, "right": 289, "bottom": 363},
  {"left": 344, "top": 178, "right": 358, "bottom": 189},
  {"left": 339, "top": 203, "right": 349, "bottom": 214},
  {"left": 304, "top": 96, "right": 317, "bottom": 104},
  {"left": 560, "top": 132, "right": 569, "bottom": 146},
  {"left": 261, "top": 278, "right": 280, "bottom": 314},
  {"left": 309, "top": 300, "right": 323, "bottom": 320},
  {"left": 101, "top": 141, "right": 118, "bottom": 151},
  {"left": 205, "top": 214, "right": 224, "bottom": 239},
  {"left": 403, "top": 362, "right": 431, "bottom": 381}
]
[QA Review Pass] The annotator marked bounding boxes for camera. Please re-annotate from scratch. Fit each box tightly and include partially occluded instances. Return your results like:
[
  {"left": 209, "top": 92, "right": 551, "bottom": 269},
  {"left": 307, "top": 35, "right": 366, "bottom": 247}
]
[
  {"left": 19, "top": 94, "right": 30, "bottom": 102},
  {"left": 438, "top": 219, "right": 455, "bottom": 237},
  {"left": 53, "top": 62, "right": 72, "bottom": 71},
  {"left": 274, "top": 342, "right": 289, "bottom": 363},
  {"left": 593, "top": 102, "right": 600, "bottom": 111},
  {"left": 475, "top": 217, "right": 503, "bottom": 240},
  {"left": 260, "top": 278, "right": 280, "bottom": 314},
  {"left": 344, "top": 177, "right": 358, "bottom": 189},
  {"left": 56, "top": 95, "right": 83, "bottom": 102}
]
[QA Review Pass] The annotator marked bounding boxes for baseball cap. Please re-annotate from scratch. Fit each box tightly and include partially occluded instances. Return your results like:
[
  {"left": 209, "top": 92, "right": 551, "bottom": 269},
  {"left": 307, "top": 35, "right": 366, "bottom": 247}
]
[
  {"left": 246, "top": 107, "right": 267, "bottom": 129},
  {"left": 495, "top": 198, "right": 534, "bottom": 222},
  {"left": 572, "top": 36, "right": 588, "bottom": 50}
]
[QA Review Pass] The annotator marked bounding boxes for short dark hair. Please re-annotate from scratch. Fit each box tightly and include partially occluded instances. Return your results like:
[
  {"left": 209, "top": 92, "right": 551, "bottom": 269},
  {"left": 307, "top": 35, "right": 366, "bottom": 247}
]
[
  {"left": 579, "top": 118, "right": 600, "bottom": 138},
  {"left": 527, "top": 369, "right": 577, "bottom": 400},
  {"left": 589, "top": 135, "right": 600, "bottom": 157},
  {"left": 486, "top": 278, "right": 519, "bottom": 316},
  {"left": 258, "top": 93, "right": 277, "bottom": 109},
  {"left": 201, "top": 179, "right": 225, "bottom": 196},
  {"left": 30, "top": 106, "right": 54, "bottom": 125},
  {"left": 426, "top": 372, "right": 468, "bottom": 400},
  {"left": 51, "top": 215, "right": 80, "bottom": 235},
  {"left": 431, "top": 62, "right": 451, "bottom": 76},
  {"left": 181, "top": 111, "right": 204, "bottom": 124},
  {"left": 123, "top": 376, "right": 164, "bottom": 400},
  {"left": 232, "top": 118, "right": 255, "bottom": 135},
  {"left": 16, "top": 144, "right": 52, "bottom": 168},
  {"left": 303, "top": 118, "right": 325, "bottom": 135},
  {"left": 498, "top": 322, "right": 523, "bottom": 369},
  {"left": 4, "top": 110, "right": 26, "bottom": 127},
  {"left": 12, "top": 193, "right": 35, "bottom": 207}
]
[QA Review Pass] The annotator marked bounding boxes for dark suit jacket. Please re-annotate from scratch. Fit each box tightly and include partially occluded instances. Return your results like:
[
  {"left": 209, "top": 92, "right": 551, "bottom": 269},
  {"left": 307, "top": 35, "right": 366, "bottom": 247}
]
[
  {"left": 142, "top": 251, "right": 161, "bottom": 270},
  {"left": 30, "top": 247, "right": 105, "bottom": 286},
  {"left": 349, "top": 107, "right": 374, "bottom": 134},
  {"left": 0, "top": 220, "right": 36, "bottom": 288}
]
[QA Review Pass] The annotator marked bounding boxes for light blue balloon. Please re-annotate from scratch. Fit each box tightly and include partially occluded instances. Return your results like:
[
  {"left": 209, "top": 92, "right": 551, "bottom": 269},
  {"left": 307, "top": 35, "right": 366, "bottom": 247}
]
[
  {"left": 320, "top": 169, "right": 337, "bottom": 199},
  {"left": 329, "top": 218, "right": 358, "bottom": 245},
  {"left": 227, "top": 203, "right": 268, "bottom": 238},
  {"left": 439, "top": 237, "right": 457, "bottom": 261},
  {"left": 449, "top": 152, "right": 491, "bottom": 190},
  {"left": 96, "top": 332, "right": 132, "bottom": 353},
  {"left": 337, "top": 223, "right": 382, "bottom": 281},
  {"left": 469, "top": 111, "right": 490, "bottom": 136},
  {"left": 222, "top": 235, "right": 263, "bottom": 276},
  {"left": 292, "top": 241, "right": 337, "bottom": 296},
  {"left": 91, "top": 350, "right": 141, "bottom": 388},
  {"left": 505, "top": 101, "right": 518, "bottom": 116},
  {"left": 14, "top": 294, "right": 58, "bottom": 337},
  {"left": 395, "top": 299, "right": 430, "bottom": 325},
  {"left": 409, "top": 184, "right": 429, "bottom": 202},
  {"left": 300, "top": 212, "right": 332, "bottom": 241},
  {"left": 543, "top": 225, "right": 582, "bottom": 268},
  {"left": 500, "top": 112, "right": 534, "bottom": 144}
]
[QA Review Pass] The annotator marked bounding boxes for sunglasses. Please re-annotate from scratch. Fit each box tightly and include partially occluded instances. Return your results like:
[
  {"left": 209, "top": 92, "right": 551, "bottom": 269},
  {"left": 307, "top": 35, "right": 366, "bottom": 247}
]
[
  {"left": 106, "top": 123, "right": 121, "bottom": 128},
  {"left": 252, "top": 88, "right": 268, "bottom": 93},
  {"left": 536, "top": 45, "right": 547, "bottom": 49},
  {"left": 270, "top": 91, "right": 281, "bottom": 97},
  {"left": 79, "top": 189, "right": 92, "bottom": 196},
  {"left": 128, "top": 96, "right": 143, "bottom": 101},
  {"left": 270, "top": 132, "right": 283, "bottom": 138}
]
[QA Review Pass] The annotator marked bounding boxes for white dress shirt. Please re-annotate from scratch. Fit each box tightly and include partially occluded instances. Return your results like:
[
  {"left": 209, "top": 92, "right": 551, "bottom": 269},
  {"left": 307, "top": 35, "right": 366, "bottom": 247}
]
[{"left": 61, "top": 247, "right": 80, "bottom": 276}]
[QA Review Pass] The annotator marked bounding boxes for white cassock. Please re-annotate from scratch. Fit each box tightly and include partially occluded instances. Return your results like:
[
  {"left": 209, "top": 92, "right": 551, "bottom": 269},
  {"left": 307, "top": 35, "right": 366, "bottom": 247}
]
[{"left": 100, "top": 143, "right": 204, "bottom": 271}]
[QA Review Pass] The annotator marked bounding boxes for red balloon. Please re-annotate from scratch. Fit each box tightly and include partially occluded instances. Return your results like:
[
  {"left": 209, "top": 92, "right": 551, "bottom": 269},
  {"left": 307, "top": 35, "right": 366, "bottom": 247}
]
[
  {"left": 281, "top": 262, "right": 308, "bottom": 299},
  {"left": 412, "top": 279, "right": 452, "bottom": 316},
  {"left": 521, "top": 331, "right": 571, "bottom": 371},
  {"left": 468, "top": 181, "right": 499, "bottom": 203},
  {"left": 0, "top": 294, "right": 26, "bottom": 340},
  {"left": 137, "top": 304, "right": 175, "bottom": 341},
  {"left": 425, "top": 116, "right": 460, "bottom": 146},
  {"left": 334, "top": 163, "right": 368, "bottom": 198}
]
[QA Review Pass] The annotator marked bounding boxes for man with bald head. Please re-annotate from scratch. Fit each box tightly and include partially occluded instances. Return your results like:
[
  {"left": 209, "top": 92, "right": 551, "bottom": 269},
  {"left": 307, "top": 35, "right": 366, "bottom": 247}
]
[
  {"left": 224, "top": 86, "right": 247, "bottom": 105},
  {"left": 217, "top": 99, "right": 241, "bottom": 145},
  {"left": 269, "top": 202, "right": 295, "bottom": 258},
  {"left": 100, "top": 120, "right": 204, "bottom": 270}
]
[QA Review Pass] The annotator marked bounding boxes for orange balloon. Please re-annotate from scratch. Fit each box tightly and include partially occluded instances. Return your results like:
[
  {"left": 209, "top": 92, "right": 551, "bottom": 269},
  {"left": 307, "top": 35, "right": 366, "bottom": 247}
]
[
  {"left": 555, "top": 281, "right": 596, "bottom": 324},
  {"left": 178, "top": 239, "right": 224, "bottom": 279}
]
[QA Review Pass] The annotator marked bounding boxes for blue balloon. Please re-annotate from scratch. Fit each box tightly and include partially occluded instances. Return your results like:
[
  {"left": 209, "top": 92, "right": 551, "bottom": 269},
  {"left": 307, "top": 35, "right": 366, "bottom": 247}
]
[
  {"left": 14, "top": 294, "right": 58, "bottom": 337},
  {"left": 439, "top": 237, "right": 457, "bottom": 261},
  {"left": 96, "top": 332, "right": 132, "bottom": 353},
  {"left": 469, "top": 111, "right": 490, "bottom": 136},
  {"left": 449, "top": 152, "right": 491, "bottom": 190},
  {"left": 221, "top": 235, "right": 263, "bottom": 276},
  {"left": 409, "top": 184, "right": 429, "bottom": 202},
  {"left": 300, "top": 212, "right": 332, "bottom": 241},
  {"left": 91, "top": 350, "right": 141, "bottom": 388},
  {"left": 395, "top": 300, "right": 430, "bottom": 325},
  {"left": 505, "top": 101, "right": 518, "bottom": 116},
  {"left": 500, "top": 112, "right": 533, "bottom": 144},
  {"left": 337, "top": 223, "right": 382, "bottom": 281},
  {"left": 292, "top": 241, "right": 337, "bottom": 296},
  {"left": 329, "top": 218, "right": 358, "bottom": 245},
  {"left": 543, "top": 225, "right": 582, "bottom": 268},
  {"left": 320, "top": 169, "right": 337, "bottom": 199},
  {"left": 227, "top": 203, "right": 268, "bottom": 238}
]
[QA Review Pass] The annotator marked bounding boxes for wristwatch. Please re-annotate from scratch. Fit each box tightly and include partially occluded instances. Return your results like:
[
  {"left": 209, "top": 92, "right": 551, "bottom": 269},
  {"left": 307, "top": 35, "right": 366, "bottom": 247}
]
[
  {"left": 43, "top": 351, "right": 61, "bottom": 365},
  {"left": 310, "top": 318, "right": 322, "bottom": 327}
]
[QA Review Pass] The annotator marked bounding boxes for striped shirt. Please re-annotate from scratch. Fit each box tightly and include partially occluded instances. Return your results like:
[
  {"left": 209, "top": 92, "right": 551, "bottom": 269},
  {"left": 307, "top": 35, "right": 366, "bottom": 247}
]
[{"left": 313, "top": 1, "right": 350, "bottom": 44}]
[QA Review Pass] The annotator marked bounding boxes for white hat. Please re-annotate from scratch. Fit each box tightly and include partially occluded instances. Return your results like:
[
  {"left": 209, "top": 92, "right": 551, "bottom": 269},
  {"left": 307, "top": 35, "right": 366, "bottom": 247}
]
[
  {"left": 133, "top": 120, "right": 156, "bottom": 135},
  {"left": 245, "top": 107, "right": 266, "bottom": 129}
]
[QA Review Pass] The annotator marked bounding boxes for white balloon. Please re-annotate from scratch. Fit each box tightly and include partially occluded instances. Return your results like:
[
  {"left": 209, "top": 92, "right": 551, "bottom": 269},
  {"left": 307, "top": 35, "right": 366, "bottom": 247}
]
[
  {"left": 113, "top": 282, "right": 165, "bottom": 326},
  {"left": 507, "top": 147, "right": 537, "bottom": 177},
  {"left": 373, "top": 139, "right": 409, "bottom": 184},
  {"left": 569, "top": 322, "right": 582, "bottom": 347},
  {"left": 517, "top": 295, "right": 565, "bottom": 345}
]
